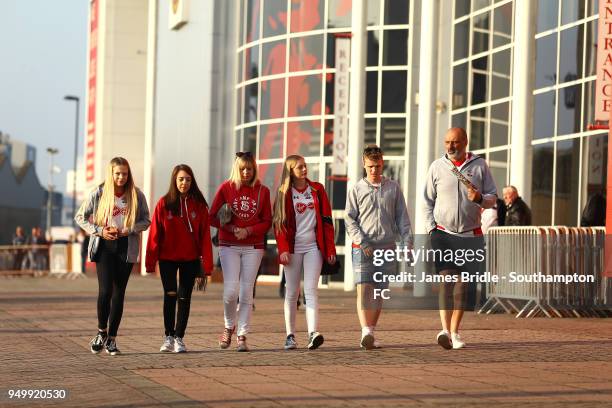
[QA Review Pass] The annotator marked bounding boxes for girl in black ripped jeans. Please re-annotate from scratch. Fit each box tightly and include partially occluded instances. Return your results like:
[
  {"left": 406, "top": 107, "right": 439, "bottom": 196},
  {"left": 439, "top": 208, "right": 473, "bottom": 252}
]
[
  {"left": 75, "top": 157, "right": 151, "bottom": 356},
  {"left": 145, "top": 165, "right": 213, "bottom": 353}
]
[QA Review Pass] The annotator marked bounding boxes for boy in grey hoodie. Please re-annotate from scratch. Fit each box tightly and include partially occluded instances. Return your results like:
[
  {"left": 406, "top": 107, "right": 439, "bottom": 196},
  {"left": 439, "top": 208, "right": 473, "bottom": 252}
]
[
  {"left": 345, "top": 145, "right": 413, "bottom": 349},
  {"left": 423, "top": 127, "right": 497, "bottom": 350}
]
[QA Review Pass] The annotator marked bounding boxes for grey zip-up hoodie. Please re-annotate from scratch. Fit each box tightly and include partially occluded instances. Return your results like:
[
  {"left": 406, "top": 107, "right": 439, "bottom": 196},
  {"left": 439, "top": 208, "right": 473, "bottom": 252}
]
[
  {"left": 75, "top": 186, "right": 151, "bottom": 263},
  {"left": 423, "top": 153, "right": 497, "bottom": 233},
  {"left": 345, "top": 177, "right": 413, "bottom": 248}
]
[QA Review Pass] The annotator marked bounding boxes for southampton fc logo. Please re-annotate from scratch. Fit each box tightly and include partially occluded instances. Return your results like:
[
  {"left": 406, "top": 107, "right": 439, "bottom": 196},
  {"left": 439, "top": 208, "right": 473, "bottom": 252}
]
[{"left": 232, "top": 195, "right": 257, "bottom": 219}]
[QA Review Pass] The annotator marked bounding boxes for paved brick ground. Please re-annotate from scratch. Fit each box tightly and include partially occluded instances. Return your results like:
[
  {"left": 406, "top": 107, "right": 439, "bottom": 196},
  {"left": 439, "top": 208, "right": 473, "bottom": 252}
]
[{"left": 1, "top": 275, "right": 612, "bottom": 407}]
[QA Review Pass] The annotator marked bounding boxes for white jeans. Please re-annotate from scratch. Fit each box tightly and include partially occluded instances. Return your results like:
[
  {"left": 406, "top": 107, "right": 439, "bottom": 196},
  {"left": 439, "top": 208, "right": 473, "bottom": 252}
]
[
  {"left": 219, "top": 246, "right": 264, "bottom": 336},
  {"left": 283, "top": 249, "right": 323, "bottom": 335}
]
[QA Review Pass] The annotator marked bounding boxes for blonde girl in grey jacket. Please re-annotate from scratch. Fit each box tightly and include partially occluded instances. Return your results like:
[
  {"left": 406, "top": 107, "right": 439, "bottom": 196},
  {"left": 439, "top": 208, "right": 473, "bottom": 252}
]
[{"left": 75, "top": 157, "right": 150, "bottom": 355}]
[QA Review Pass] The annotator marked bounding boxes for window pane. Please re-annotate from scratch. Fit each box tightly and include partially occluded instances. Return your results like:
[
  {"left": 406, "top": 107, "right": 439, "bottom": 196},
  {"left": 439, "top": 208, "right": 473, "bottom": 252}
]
[
  {"left": 290, "top": 0, "right": 324, "bottom": 33},
  {"left": 244, "top": 83, "right": 258, "bottom": 123},
  {"left": 588, "top": 0, "right": 599, "bottom": 16},
  {"left": 453, "top": 63, "right": 469, "bottom": 109},
  {"left": 470, "top": 108, "right": 487, "bottom": 150},
  {"left": 289, "top": 35, "right": 324, "bottom": 72},
  {"left": 493, "top": 2, "right": 513, "bottom": 48},
  {"left": 472, "top": 12, "right": 491, "bottom": 54},
  {"left": 490, "top": 122, "right": 508, "bottom": 147},
  {"left": 245, "top": 45, "right": 260, "bottom": 80},
  {"left": 561, "top": 0, "right": 585, "bottom": 25},
  {"left": 455, "top": 0, "right": 471, "bottom": 19},
  {"left": 263, "top": 0, "right": 287, "bottom": 38},
  {"left": 259, "top": 162, "right": 282, "bottom": 194},
  {"left": 259, "top": 122, "right": 284, "bottom": 160},
  {"left": 260, "top": 78, "right": 285, "bottom": 120},
  {"left": 534, "top": 90, "right": 556, "bottom": 139},
  {"left": 452, "top": 112, "right": 467, "bottom": 129},
  {"left": 383, "top": 160, "right": 404, "bottom": 188},
  {"left": 383, "top": 30, "right": 408, "bottom": 65},
  {"left": 366, "top": 71, "right": 379, "bottom": 113},
  {"left": 243, "top": 126, "right": 257, "bottom": 155},
  {"left": 559, "top": 26, "right": 584, "bottom": 84},
  {"left": 489, "top": 150, "right": 507, "bottom": 193},
  {"left": 364, "top": 118, "right": 377, "bottom": 146},
  {"left": 380, "top": 118, "right": 406, "bottom": 156},
  {"left": 237, "top": 50, "right": 244, "bottom": 83},
  {"left": 583, "top": 79, "right": 596, "bottom": 129},
  {"left": 236, "top": 87, "right": 243, "bottom": 124},
  {"left": 557, "top": 84, "right": 582, "bottom": 135},
  {"left": 325, "top": 163, "right": 348, "bottom": 210},
  {"left": 583, "top": 134, "right": 608, "bottom": 220},
  {"left": 328, "top": 0, "right": 352, "bottom": 28},
  {"left": 367, "top": 31, "right": 381, "bottom": 66},
  {"left": 537, "top": 0, "right": 559, "bottom": 33},
  {"left": 367, "top": 0, "right": 381, "bottom": 25},
  {"left": 381, "top": 71, "right": 407, "bottom": 113},
  {"left": 323, "top": 118, "right": 338, "bottom": 156},
  {"left": 491, "top": 101, "right": 509, "bottom": 122},
  {"left": 384, "top": 0, "right": 410, "bottom": 25},
  {"left": 454, "top": 20, "right": 470, "bottom": 61},
  {"left": 531, "top": 142, "right": 554, "bottom": 225},
  {"left": 472, "top": 72, "right": 488, "bottom": 105},
  {"left": 246, "top": 0, "right": 260, "bottom": 43},
  {"left": 239, "top": 0, "right": 245, "bottom": 46},
  {"left": 473, "top": 0, "right": 491, "bottom": 12},
  {"left": 262, "top": 40, "right": 286, "bottom": 76},
  {"left": 554, "top": 138, "right": 581, "bottom": 226},
  {"left": 535, "top": 34, "right": 557, "bottom": 89},
  {"left": 287, "top": 120, "right": 321, "bottom": 157},
  {"left": 585, "top": 20, "right": 597, "bottom": 77},
  {"left": 288, "top": 75, "right": 322, "bottom": 117}
]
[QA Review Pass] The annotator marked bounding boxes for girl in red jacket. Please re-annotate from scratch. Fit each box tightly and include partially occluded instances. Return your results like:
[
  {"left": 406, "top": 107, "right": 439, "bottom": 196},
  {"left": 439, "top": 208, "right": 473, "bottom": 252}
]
[
  {"left": 145, "top": 164, "right": 213, "bottom": 353},
  {"left": 273, "top": 155, "right": 336, "bottom": 350},
  {"left": 209, "top": 152, "right": 272, "bottom": 352}
]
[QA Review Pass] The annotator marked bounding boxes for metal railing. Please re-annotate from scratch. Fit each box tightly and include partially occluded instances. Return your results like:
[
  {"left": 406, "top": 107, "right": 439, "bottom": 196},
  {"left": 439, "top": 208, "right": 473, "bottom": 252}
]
[
  {"left": 479, "top": 227, "right": 611, "bottom": 317},
  {"left": 0, "top": 243, "right": 85, "bottom": 278}
]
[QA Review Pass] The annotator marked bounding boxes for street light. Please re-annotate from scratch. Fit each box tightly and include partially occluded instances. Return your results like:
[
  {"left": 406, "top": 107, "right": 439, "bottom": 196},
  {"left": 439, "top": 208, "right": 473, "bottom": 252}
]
[
  {"left": 63, "top": 95, "right": 80, "bottom": 226},
  {"left": 46, "top": 147, "right": 59, "bottom": 241}
]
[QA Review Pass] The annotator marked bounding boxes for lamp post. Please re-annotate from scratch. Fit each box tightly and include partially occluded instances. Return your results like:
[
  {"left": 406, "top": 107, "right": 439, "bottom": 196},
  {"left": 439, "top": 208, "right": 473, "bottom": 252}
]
[
  {"left": 63, "top": 95, "right": 80, "bottom": 225},
  {"left": 46, "top": 148, "right": 59, "bottom": 241}
]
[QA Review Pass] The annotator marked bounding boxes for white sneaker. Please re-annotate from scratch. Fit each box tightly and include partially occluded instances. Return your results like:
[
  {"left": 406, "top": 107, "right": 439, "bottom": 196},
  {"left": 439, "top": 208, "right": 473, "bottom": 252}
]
[
  {"left": 437, "top": 330, "right": 452, "bottom": 350},
  {"left": 360, "top": 333, "right": 375, "bottom": 350},
  {"left": 451, "top": 333, "right": 465, "bottom": 349},
  {"left": 174, "top": 337, "right": 187, "bottom": 353},
  {"left": 160, "top": 335, "right": 174, "bottom": 352}
]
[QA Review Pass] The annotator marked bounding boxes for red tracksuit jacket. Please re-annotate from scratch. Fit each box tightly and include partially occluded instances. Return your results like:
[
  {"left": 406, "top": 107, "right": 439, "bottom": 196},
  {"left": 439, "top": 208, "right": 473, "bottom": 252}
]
[
  {"left": 273, "top": 179, "right": 336, "bottom": 264},
  {"left": 145, "top": 196, "right": 213, "bottom": 274},
  {"left": 209, "top": 180, "right": 272, "bottom": 248}
]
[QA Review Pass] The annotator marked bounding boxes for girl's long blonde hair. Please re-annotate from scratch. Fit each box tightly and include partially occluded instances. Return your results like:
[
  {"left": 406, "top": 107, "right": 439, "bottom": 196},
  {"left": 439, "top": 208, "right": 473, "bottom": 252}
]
[
  {"left": 229, "top": 153, "right": 259, "bottom": 189},
  {"left": 94, "top": 157, "right": 138, "bottom": 230},
  {"left": 273, "top": 155, "right": 304, "bottom": 232}
]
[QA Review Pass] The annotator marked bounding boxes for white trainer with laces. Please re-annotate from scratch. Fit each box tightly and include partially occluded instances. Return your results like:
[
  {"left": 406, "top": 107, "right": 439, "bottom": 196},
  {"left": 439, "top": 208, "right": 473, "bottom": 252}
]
[
  {"left": 174, "top": 337, "right": 187, "bottom": 353},
  {"left": 160, "top": 335, "right": 174, "bottom": 352},
  {"left": 437, "top": 330, "right": 452, "bottom": 350},
  {"left": 451, "top": 333, "right": 465, "bottom": 349}
]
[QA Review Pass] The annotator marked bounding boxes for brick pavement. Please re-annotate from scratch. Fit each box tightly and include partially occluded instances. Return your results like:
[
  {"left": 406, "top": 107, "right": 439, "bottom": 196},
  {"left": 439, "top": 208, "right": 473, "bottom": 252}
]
[{"left": 1, "top": 275, "right": 612, "bottom": 407}]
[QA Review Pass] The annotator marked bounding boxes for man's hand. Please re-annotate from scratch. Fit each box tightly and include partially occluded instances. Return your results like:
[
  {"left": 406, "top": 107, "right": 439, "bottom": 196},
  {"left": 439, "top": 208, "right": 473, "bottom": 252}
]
[
  {"left": 234, "top": 227, "right": 248, "bottom": 240},
  {"left": 467, "top": 186, "right": 482, "bottom": 203},
  {"left": 327, "top": 255, "right": 336, "bottom": 264},
  {"left": 362, "top": 246, "right": 373, "bottom": 257}
]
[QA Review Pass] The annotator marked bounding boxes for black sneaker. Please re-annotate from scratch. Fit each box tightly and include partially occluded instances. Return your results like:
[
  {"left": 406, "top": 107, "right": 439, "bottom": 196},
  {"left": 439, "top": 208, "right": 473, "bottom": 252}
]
[
  {"left": 89, "top": 331, "right": 107, "bottom": 354},
  {"left": 284, "top": 334, "right": 297, "bottom": 350},
  {"left": 105, "top": 338, "right": 121, "bottom": 356},
  {"left": 307, "top": 332, "right": 324, "bottom": 350}
]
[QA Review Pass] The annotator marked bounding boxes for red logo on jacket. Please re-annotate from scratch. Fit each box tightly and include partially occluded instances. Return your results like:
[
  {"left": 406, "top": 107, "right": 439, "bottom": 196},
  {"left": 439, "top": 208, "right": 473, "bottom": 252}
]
[{"left": 295, "top": 202, "right": 314, "bottom": 214}]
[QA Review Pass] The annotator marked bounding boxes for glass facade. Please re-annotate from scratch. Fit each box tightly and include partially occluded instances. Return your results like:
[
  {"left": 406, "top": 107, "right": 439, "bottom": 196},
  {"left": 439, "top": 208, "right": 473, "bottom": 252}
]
[
  {"left": 532, "top": 0, "right": 607, "bottom": 226},
  {"left": 235, "top": 0, "right": 412, "bottom": 278},
  {"left": 450, "top": 0, "right": 514, "bottom": 197}
]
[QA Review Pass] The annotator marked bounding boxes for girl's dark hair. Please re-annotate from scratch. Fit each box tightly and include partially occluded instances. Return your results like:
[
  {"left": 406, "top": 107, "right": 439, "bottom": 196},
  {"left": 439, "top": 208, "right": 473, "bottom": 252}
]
[{"left": 164, "top": 164, "right": 208, "bottom": 214}]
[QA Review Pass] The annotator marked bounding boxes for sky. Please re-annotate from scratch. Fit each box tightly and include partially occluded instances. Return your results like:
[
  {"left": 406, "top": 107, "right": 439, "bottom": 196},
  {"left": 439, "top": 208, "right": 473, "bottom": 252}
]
[{"left": 0, "top": 0, "right": 88, "bottom": 193}]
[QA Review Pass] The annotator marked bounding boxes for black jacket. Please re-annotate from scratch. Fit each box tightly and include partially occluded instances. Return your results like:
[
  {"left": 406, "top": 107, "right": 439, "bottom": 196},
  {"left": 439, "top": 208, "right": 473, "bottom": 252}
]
[{"left": 505, "top": 197, "right": 532, "bottom": 226}]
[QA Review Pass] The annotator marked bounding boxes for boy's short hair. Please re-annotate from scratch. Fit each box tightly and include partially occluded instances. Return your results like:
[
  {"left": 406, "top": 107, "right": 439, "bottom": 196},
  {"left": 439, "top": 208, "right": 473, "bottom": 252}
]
[{"left": 363, "top": 145, "right": 384, "bottom": 161}]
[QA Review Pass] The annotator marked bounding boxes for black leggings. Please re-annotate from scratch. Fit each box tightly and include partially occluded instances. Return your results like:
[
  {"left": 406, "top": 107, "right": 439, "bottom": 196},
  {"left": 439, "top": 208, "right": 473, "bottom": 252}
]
[
  {"left": 96, "top": 237, "right": 133, "bottom": 337},
  {"left": 159, "top": 260, "right": 199, "bottom": 338}
]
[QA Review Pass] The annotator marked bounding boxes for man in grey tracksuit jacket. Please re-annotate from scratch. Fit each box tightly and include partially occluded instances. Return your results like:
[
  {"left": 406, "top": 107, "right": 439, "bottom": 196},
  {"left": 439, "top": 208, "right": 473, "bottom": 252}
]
[
  {"left": 345, "top": 145, "right": 413, "bottom": 350},
  {"left": 424, "top": 127, "right": 497, "bottom": 351}
]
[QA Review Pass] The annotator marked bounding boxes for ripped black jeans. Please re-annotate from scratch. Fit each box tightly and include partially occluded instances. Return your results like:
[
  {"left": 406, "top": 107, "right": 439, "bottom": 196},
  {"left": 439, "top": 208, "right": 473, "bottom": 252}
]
[{"left": 159, "top": 260, "right": 199, "bottom": 338}]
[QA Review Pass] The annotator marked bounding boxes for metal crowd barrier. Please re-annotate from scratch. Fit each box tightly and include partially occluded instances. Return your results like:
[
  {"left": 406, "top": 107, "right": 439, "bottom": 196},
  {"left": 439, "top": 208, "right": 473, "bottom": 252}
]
[
  {"left": 0, "top": 243, "right": 85, "bottom": 278},
  {"left": 479, "top": 227, "right": 611, "bottom": 317}
]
